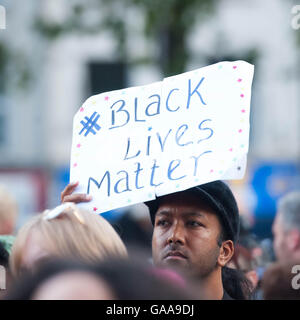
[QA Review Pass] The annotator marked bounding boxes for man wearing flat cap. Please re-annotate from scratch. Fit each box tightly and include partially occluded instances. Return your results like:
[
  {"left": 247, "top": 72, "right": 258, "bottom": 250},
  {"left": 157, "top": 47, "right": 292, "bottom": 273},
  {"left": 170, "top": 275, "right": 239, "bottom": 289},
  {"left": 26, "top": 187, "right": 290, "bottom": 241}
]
[
  {"left": 145, "top": 180, "right": 246, "bottom": 300},
  {"left": 62, "top": 180, "right": 250, "bottom": 300}
]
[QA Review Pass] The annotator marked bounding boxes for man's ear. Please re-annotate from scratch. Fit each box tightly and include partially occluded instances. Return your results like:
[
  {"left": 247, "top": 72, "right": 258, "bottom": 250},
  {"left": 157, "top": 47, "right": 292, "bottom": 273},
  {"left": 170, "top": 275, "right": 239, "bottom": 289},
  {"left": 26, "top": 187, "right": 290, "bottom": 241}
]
[{"left": 218, "top": 240, "right": 234, "bottom": 267}]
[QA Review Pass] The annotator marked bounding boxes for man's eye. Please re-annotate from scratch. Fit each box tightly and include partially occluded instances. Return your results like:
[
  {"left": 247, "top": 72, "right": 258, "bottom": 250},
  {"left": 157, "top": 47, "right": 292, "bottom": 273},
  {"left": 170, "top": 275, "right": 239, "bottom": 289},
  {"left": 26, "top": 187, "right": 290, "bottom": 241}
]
[
  {"left": 187, "top": 221, "right": 203, "bottom": 227},
  {"left": 157, "top": 220, "right": 169, "bottom": 227}
]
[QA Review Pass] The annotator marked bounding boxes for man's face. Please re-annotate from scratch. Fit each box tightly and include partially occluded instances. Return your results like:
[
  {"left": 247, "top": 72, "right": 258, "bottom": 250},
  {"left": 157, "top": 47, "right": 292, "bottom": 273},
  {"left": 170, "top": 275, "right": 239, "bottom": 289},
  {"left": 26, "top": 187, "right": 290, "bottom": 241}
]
[
  {"left": 152, "top": 192, "right": 223, "bottom": 278},
  {"left": 272, "top": 212, "right": 290, "bottom": 262}
]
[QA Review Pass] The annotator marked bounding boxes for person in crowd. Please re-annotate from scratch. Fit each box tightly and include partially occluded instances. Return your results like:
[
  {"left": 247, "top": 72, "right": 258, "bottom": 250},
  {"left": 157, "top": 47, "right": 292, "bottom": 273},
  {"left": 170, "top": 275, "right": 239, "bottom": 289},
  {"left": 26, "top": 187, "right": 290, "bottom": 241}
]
[
  {"left": 227, "top": 244, "right": 258, "bottom": 292},
  {"left": 0, "top": 235, "right": 15, "bottom": 256},
  {"left": 145, "top": 181, "right": 253, "bottom": 300},
  {"left": 62, "top": 180, "right": 252, "bottom": 300},
  {"left": 0, "top": 232, "right": 16, "bottom": 298},
  {"left": 0, "top": 242, "right": 9, "bottom": 269},
  {"left": 0, "top": 242, "right": 9, "bottom": 298},
  {"left": 0, "top": 185, "right": 18, "bottom": 235},
  {"left": 261, "top": 261, "right": 300, "bottom": 300},
  {"left": 9, "top": 202, "right": 127, "bottom": 278},
  {"left": 4, "top": 258, "right": 194, "bottom": 300},
  {"left": 272, "top": 191, "right": 300, "bottom": 262},
  {"left": 114, "top": 203, "right": 153, "bottom": 257}
]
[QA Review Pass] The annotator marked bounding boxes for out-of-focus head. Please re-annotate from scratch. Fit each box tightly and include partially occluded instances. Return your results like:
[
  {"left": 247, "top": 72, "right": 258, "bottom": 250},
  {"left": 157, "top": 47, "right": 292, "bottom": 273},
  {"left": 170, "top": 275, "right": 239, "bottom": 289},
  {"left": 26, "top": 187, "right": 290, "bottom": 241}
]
[
  {"left": 10, "top": 203, "right": 127, "bottom": 277},
  {"left": 227, "top": 244, "right": 258, "bottom": 290},
  {"left": 32, "top": 271, "right": 115, "bottom": 300},
  {"left": 91, "top": 258, "right": 193, "bottom": 299},
  {"left": 4, "top": 258, "right": 194, "bottom": 300},
  {"left": 0, "top": 185, "right": 18, "bottom": 235},
  {"left": 4, "top": 259, "right": 116, "bottom": 300},
  {"left": 262, "top": 261, "right": 300, "bottom": 300},
  {"left": 272, "top": 191, "right": 300, "bottom": 262}
]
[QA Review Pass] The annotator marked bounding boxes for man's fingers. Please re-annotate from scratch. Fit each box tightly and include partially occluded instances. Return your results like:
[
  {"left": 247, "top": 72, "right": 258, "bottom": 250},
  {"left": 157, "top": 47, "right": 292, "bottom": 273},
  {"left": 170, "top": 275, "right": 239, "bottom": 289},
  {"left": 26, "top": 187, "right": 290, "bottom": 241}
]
[
  {"left": 60, "top": 181, "right": 79, "bottom": 202},
  {"left": 60, "top": 181, "right": 93, "bottom": 204},
  {"left": 62, "top": 194, "right": 92, "bottom": 204}
]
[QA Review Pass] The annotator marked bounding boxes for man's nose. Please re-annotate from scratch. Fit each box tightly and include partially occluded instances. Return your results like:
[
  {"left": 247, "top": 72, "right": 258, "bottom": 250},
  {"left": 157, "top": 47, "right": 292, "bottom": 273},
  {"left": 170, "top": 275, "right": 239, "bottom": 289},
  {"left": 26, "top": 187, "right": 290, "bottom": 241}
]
[{"left": 167, "top": 221, "right": 185, "bottom": 245}]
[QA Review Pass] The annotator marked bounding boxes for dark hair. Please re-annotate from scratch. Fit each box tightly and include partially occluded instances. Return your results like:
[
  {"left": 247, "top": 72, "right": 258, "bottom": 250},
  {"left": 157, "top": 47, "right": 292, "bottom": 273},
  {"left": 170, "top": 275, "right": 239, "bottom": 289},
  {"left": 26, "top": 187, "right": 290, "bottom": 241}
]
[
  {"left": 0, "top": 242, "right": 9, "bottom": 268},
  {"left": 217, "top": 223, "right": 253, "bottom": 300},
  {"left": 222, "top": 266, "right": 253, "bottom": 300},
  {"left": 4, "top": 258, "right": 192, "bottom": 300},
  {"left": 91, "top": 258, "right": 191, "bottom": 300}
]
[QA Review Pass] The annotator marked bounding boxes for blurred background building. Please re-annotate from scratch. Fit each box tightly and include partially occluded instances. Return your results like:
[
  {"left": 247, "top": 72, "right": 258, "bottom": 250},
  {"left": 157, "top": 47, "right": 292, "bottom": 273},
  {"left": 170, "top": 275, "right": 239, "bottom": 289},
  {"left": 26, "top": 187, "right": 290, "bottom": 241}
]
[{"left": 0, "top": 0, "right": 299, "bottom": 239}]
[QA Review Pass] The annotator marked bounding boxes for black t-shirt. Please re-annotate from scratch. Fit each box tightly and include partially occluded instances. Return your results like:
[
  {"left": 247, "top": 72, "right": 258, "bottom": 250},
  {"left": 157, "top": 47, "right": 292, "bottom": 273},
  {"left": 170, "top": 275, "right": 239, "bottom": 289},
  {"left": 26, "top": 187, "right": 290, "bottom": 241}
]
[{"left": 222, "top": 290, "right": 234, "bottom": 300}]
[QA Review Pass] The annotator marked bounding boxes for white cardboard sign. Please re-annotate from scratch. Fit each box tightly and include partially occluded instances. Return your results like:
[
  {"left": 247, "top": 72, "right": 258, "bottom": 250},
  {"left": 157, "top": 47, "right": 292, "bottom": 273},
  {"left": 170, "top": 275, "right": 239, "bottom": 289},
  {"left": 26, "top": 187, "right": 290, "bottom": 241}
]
[{"left": 70, "top": 61, "right": 254, "bottom": 214}]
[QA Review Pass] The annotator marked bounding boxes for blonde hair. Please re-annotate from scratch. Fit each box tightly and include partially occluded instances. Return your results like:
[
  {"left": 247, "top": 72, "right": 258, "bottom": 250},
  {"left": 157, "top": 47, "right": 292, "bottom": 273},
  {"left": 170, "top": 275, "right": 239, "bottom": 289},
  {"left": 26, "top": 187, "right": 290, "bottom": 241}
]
[
  {"left": 10, "top": 205, "right": 127, "bottom": 277},
  {"left": 0, "top": 185, "right": 18, "bottom": 226}
]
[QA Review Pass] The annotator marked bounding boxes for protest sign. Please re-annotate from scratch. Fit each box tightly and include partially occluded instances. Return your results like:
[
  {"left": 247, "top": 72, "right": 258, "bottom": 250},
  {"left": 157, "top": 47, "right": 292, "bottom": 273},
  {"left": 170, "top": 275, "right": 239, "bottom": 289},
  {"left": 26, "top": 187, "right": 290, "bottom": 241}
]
[{"left": 70, "top": 61, "right": 254, "bottom": 214}]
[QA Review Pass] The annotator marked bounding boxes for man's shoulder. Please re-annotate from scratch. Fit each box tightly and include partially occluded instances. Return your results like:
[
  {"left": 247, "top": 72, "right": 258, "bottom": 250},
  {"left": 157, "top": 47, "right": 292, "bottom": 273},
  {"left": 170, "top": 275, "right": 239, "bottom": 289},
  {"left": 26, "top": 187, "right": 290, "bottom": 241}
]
[{"left": 222, "top": 290, "right": 234, "bottom": 300}]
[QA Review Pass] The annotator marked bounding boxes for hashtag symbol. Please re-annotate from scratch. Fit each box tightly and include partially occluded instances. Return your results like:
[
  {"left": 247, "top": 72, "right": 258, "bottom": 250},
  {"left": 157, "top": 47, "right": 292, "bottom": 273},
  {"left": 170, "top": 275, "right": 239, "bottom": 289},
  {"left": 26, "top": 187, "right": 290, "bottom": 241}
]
[{"left": 79, "top": 112, "right": 101, "bottom": 137}]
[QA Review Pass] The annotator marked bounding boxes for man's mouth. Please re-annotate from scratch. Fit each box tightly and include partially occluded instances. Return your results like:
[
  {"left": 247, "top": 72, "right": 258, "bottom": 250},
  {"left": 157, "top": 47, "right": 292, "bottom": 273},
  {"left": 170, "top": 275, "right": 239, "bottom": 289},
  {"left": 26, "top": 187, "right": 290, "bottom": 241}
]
[{"left": 164, "top": 251, "right": 188, "bottom": 261}]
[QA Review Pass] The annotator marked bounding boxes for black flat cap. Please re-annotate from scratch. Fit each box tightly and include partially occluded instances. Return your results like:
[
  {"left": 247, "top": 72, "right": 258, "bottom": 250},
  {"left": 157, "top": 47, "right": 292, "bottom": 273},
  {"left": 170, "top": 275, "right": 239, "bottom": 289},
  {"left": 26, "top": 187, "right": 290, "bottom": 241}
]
[{"left": 145, "top": 180, "right": 240, "bottom": 243}]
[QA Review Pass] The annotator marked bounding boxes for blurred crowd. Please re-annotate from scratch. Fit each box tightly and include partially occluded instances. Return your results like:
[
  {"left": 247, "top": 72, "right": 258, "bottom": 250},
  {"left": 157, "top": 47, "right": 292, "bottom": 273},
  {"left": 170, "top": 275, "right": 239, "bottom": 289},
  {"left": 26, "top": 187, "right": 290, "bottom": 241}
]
[{"left": 0, "top": 180, "right": 300, "bottom": 300}]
